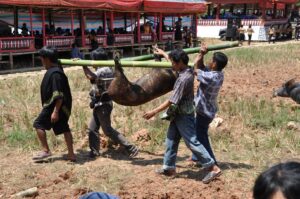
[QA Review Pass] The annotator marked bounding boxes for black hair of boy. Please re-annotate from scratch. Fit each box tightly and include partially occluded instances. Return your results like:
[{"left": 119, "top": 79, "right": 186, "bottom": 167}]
[
  {"left": 213, "top": 52, "right": 228, "bottom": 71},
  {"left": 253, "top": 162, "right": 300, "bottom": 199},
  {"left": 39, "top": 46, "right": 58, "bottom": 64},
  {"left": 168, "top": 49, "right": 189, "bottom": 65},
  {"left": 91, "top": 47, "right": 108, "bottom": 61}
]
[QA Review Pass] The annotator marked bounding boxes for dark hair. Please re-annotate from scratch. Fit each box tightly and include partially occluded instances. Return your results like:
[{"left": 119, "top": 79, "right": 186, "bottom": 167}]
[
  {"left": 168, "top": 49, "right": 189, "bottom": 65},
  {"left": 253, "top": 162, "right": 300, "bottom": 199},
  {"left": 213, "top": 52, "right": 228, "bottom": 71},
  {"left": 39, "top": 46, "right": 58, "bottom": 63},
  {"left": 91, "top": 47, "right": 108, "bottom": 60},
  {"left": 72, "top": 43, "right": 77, "bottom": 48}
]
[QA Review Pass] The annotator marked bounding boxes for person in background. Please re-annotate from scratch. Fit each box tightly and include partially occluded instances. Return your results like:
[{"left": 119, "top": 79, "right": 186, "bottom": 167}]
[
  {"left": 165, "top": 37, "right": 174, "bottom": 51},
  {"left": 247, "top": 24, "right": 254, "bottom": 45},
  {"left": 238, "top": 24, "right": 245, "bottom": 46},
  {"left": 174, "top": 18, "right": 182, "bottom": 41},
  {"left": 268, "top": 25, "right": 276, "bottom": 44},
  {"left": 21, "top": 23, "right": 28, "bottom": 36},
  {"left": 253, "top": 161, "right": 300, "bottom": 199},
  {"left": 33, "top": 46, "right": 76, "bottom": 162},
  {"left": 71, "top": 43, "right": 83, "bottom": 59}
]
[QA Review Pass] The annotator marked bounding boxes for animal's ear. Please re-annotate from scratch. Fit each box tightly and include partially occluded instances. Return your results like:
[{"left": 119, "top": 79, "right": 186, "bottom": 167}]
[{"left": 285, "top": 78, "right": 296, "bottom": 88}]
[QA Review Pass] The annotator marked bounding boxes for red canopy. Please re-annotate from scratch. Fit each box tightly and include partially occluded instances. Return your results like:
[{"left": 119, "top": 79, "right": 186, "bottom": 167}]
[
  {"left": 0, "top": 0, "right": 143, "bottom": 11},
  {"left": 209, "top": 0, "right": 297, "bottom": 4},
  {"left": 64, "top": 0, "right": 142, "bottom": 11},
  {"left": 143, "top": 0, "right": 207, "bottom": 14}
]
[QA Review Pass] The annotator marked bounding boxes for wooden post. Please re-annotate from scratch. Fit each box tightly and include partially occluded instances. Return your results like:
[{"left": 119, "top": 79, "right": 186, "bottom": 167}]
[
  {"left": 103, "top": 11, "right": 106, "bottom": 34},
  {"left": 124, "top": 13, "right": 127, "bottom": 32},
  {"left": 284, "top": 4, "right": 288, "bottom": 18},
  {"left": 273, "top": 3, "right": 277, "bottom": 19},
  {"left": 130, "top": 13, "right": 133, "bottom": 33},
  {"left": 29, "top": 7, "right": 33, "bottom": 36},
  {"left": 42, "top": 8, "right": 46, "bottom": 46},
  {"left": 48, "top": 9, "right": 52, "bottom": 26},
  {"left": 14, "top": 6, "right": 18, "bottom": 36},
  {"left": 110, "top": 11, "right": 114, "bottom": 31},
  {"left": 229, "top": 4, "right": 234, "bottom": 13},
  {"left": 243, "top": 4, "right": 247, "bottom": 15},
  {"left": 260, "top": 0, "right": 267, "bottom": 20},
  {"left": 32, "top": 53, "right": 35, "bottom": 67},
  {"left": 137, "top": 13, "right": 141, "bottom": 43},
  {"left": 216, "top": 4, "right": 221, "bottom": 20},
  {"left": 80, "top": 9, "right": 85, "bottom": 47},
  {"left": 154, "top": 13, "right": 157, "bottom": 31},
  {"left": 9, "top": 53, "right": 13, "bottom": 69},
  {"left": 71, "top": 10, "right": 74, "bottom": 36},
  {"left": 207, "top": 4, "right": 211, "bottom": 16},
  {"left": 195, "top": 14, "right": 198, "bottom": 39},
  {"left": 159, "top": 13, "right": 162, "bottom": 41}
]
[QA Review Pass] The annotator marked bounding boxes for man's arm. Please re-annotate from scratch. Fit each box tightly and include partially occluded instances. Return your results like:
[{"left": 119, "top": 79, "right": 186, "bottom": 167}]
[
  {"left": 194, "top": 44, "right": 208, "bottom": 71},
  {"left": 143, "top": 100, "right": 172, "bottom": 120},
  {"left": 153, "top": 46, "right": 170, "bottom": 62},
  {"left": 82, "top": 66, "right": 97, "bottom": 81},
  {"left": 51, "top": 98, "right": 63, "bottom": 123}
]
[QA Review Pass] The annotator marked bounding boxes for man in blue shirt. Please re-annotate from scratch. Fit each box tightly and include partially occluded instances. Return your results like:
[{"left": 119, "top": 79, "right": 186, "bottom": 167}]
[{"left": 192, "top": 44, "right": 228, "bottom": 165}]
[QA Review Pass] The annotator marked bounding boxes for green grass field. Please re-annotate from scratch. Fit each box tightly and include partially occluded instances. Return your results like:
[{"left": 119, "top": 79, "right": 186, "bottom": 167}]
[{"left": 0, "top": 42, "right": 300, "bottom": 198}]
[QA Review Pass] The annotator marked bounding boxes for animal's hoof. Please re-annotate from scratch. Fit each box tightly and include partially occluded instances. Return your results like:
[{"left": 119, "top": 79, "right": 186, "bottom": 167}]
[{"left": 113, "top": 51, "right": 121, "bottom": 62}]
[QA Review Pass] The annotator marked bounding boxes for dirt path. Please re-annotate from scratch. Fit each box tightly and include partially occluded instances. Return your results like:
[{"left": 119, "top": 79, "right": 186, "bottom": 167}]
[{"left": 0, "top": 146, "right": 251, "bottom": 199}]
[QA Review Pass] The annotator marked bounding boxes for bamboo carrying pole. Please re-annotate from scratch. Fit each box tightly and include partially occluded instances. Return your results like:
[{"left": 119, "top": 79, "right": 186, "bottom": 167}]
[
  {"left": 59, "top": 60, "right": 176, "bottom": 68},
  {"left": 59, "top": 42, "right": 239, "bottom": 68},
  {"left": 121, "top": 41, "right": 239, "bottom": 61}
]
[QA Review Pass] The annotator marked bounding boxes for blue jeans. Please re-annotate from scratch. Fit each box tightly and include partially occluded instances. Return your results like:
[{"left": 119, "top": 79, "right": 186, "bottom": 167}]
[
  {"left": 163, "top": 114, "right": 214, "bottom": 170},
  {"left": 192, "top": 114, "right": 217, "bottom": 163}
]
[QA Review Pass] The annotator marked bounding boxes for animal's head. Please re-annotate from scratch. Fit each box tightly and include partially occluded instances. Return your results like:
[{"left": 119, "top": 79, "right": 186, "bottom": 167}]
[
  {"left": 284, "top": 78, "right": 296, "bottom": 90},
  {"left": 273, "top": 78, "right": 297, "bottom": 97}
]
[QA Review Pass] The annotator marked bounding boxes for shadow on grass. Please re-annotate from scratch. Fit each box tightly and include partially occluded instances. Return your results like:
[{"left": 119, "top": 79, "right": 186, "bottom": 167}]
[
  {"left": 218, "top": 162, "right": 254, "bottom": 171},
  {"left": 33, "top": 149, "right": 99, "bottom": 165},
  {"left": 173, "top": 161, "right": 254, "bottom": 182}
]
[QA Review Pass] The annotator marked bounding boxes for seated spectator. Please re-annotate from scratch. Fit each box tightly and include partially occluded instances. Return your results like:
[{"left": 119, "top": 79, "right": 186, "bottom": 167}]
[
  {"left": 89, "top": 30, "right": 98, "bottom": 51},
  {"left": 49, "top": 24, "right": 55, "bottom": 35},
  {"left": 107, "top": 28, "right": 114, "bottom": 45},
  {"left": 165, "top": 37, "right": 173, "bottom": 51},
  {"left": 97, "top": 26, "right": 104, "bottom": 35},
  {"left": 71, "top": 43, "right": 83, "bottom": 59},
  {"left": 144, "top": 22, "right": 152, "bottom": 34},
  {"left": 64, "top": 29, "right": 72, "bottom": 36},
  {"left": 253, "top": 161, "right": 300, "bottom": 199},
  {"left": 55, "top": 27, "right": 63, "bottom": 36},
  {"left": 21, "top": 23, "right": 29, "bottom": 36}
]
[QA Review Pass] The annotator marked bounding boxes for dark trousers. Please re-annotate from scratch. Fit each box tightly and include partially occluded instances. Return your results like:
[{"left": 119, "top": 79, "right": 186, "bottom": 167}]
[
  {"left": 88, "top": 104, "right": 131, "bottom": 154},
  {"left": 248, "top": 35, "right": 252, "bottom": 45},
  {"left": 269, "top": 34, "right": 275, "bottom": 43},
  {"left": 192, "top": 114, "right": 217, "bottom": 164}
]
